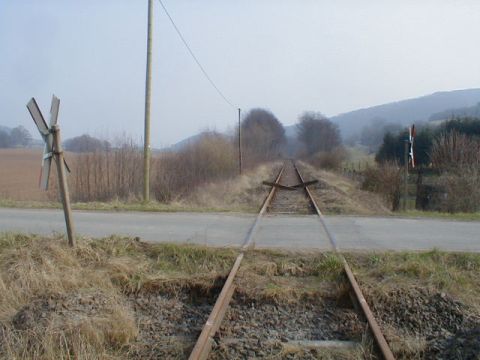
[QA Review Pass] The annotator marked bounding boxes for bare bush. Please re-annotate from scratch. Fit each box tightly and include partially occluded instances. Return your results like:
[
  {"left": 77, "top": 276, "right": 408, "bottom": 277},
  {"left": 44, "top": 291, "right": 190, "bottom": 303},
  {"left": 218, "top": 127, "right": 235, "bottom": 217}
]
[
  {"left": 362, "top": 162, "right": 402, "bottom": 211},
  {"left": 309, "top": 147, "right": 347, "bottom": 170},
  {"left": 430, "top": 132, "right": 480, "bottom": 170},
  {"left": 437, "top": 167, "right": 480, "bottom": 213},
  {"left": 153, "top": 132, "right": 236, "bottom": 202},
  {"left": 70, "top": 138, "right": 142, "bottom": 202}
]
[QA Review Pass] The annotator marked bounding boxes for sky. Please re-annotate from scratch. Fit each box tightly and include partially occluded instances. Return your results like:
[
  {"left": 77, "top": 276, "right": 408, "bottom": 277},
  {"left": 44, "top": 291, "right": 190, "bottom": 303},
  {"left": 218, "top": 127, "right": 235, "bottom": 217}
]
[{"left": 1, "top": 0, "right": 480, "bottom": 147}]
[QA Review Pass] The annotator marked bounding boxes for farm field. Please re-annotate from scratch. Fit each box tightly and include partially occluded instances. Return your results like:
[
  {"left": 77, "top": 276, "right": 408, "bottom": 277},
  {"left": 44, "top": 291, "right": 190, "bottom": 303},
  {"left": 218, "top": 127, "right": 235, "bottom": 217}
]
[{"left": 0, "top": 148, "right": 49, "bottom": 201}]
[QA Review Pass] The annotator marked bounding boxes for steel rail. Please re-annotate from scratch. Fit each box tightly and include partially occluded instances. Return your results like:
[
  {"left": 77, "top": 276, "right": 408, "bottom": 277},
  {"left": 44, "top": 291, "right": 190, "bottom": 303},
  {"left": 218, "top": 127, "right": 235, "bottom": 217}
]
[
  {"left": 293, "top": 161, "right": 395, "bottom": 360},
  {"left": 188, "top": 162, "right": 286, "bottom": 360}
]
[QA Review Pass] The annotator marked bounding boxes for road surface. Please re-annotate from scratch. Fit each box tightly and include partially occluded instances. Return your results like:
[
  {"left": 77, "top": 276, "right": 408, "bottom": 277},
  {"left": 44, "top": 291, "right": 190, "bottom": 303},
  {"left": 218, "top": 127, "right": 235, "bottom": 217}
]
[{"left": 0, "top": 208, "right": 478, "bottom": 252}]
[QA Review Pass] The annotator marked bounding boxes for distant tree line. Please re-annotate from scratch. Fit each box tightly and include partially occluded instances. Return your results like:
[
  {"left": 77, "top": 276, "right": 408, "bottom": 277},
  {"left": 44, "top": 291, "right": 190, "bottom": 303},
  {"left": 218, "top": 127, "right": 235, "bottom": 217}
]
[
  {"left": 376, "top": 117, "right": 480, "bottom": 167},
  {"left": 64, "top": 134, "right": 111, "bottom": 153},
  {"left": 0, "top": 126, "right": 32, "bottom": 148}
]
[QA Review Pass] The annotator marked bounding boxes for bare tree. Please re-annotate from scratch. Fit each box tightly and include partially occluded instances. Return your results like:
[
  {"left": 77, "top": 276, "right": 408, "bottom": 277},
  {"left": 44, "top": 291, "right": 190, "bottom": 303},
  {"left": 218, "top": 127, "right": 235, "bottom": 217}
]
[
  {"left": 296, "top": 112, "right": 341, "bottom": 155},
  {"left": 10, "top": 126, "right": 32, "bottom": 147},
  {"left": 240, "top": 108, "right": 286, "bottom": 166}
]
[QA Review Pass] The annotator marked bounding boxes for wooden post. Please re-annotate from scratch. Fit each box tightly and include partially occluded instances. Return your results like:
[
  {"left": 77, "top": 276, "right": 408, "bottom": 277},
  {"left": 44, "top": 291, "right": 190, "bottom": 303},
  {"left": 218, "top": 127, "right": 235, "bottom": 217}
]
[
  {"left": 52, "top": 124, "right": 75, "bottom": 247},
  {"left": 238, "top": 108, "right": 242, "bottom": 175},
  {"left": 403, "top": 139, "right": 409, "bottom": 211},
  {"left": 143, "top": 0, "right": 154, "bottom": 202}
]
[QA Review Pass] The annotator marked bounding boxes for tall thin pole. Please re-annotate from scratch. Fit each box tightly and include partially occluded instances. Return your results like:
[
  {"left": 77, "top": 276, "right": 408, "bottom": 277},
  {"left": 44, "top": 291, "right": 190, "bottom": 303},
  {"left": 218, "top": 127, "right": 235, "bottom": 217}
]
[
  {"left": 143, "top": 0, "right": 153, "bottom": 202},
  {"left": 404, "top": 139, "right": 409, "bottom": 211},
  {"left": 238, "top": 108, "right": 242, "bottom": 175}
]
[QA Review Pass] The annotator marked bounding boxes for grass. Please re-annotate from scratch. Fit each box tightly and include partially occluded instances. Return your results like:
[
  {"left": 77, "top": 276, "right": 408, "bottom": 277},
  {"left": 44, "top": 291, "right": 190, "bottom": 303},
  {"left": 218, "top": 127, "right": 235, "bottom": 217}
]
[
  {"left": 397, "top": 209, "right": 480, "bottom": 221},
  {"left": 0, "top": 233, "right": 238, "bottom": 359},
  {"left": 346, "top": 249, "right": 480, "bottom": 310},
  {"left": 1, "top": 233, "right": 479, "bottom": 358},
  {"left": 0, "top": 198, "right": 254, "bottom": 214}
]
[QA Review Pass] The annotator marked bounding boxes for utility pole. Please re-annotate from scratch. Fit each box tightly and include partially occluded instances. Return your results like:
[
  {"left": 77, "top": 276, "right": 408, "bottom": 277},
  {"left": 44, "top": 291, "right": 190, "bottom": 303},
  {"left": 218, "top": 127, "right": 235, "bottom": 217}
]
[
  {"left": 403, "top": 139, "right": 409, "bottom": 211},
  {"left": 238, "top": 108, "right": 242, "bottom": 175},
  {"left": 143, "top": 0, "right": 153, "bottom": 202}
]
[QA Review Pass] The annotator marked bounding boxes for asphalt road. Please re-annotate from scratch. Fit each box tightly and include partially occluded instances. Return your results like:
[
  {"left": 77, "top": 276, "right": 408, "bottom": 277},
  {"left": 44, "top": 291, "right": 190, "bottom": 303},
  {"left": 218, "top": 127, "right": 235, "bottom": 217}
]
[{"left": 0, "top": 208, "right": 479, "bottom": 252}]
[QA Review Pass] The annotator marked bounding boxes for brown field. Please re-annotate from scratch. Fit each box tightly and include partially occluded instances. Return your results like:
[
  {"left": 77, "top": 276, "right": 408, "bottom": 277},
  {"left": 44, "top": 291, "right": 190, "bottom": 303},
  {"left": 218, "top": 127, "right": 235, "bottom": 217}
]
[{"left": 0, "top": 148, "right": 51, "bottom": 201}]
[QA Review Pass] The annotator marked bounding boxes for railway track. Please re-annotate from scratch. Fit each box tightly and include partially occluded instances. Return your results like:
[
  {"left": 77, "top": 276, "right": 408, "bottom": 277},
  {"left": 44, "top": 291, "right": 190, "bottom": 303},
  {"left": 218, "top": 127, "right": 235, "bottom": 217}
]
[{"left": 189, "top": 160, "right": 395, "bottom": 360}]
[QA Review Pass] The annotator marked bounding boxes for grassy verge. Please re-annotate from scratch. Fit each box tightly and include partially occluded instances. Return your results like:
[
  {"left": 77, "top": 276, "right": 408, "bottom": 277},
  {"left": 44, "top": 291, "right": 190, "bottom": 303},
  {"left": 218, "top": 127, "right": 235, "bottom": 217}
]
[
  {"left": 397, "top": 209, "right": 480, "bottom": 221},
  {"left": 0, "top": 198, "right": 254, "bottom": 214}
]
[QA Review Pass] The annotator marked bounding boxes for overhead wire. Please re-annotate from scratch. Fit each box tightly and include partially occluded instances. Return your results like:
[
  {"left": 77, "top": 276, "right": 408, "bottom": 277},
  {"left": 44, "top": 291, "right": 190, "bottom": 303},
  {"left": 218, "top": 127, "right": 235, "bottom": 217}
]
[{"left": 157, "top": 0, "right": 237, "bottom": 109}]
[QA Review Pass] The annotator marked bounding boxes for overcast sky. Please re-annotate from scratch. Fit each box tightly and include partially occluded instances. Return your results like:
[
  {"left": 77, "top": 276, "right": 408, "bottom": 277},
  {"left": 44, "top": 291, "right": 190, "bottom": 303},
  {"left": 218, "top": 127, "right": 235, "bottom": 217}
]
[{"left": 1, "top": 0, "right": 480, "bottom": 146}]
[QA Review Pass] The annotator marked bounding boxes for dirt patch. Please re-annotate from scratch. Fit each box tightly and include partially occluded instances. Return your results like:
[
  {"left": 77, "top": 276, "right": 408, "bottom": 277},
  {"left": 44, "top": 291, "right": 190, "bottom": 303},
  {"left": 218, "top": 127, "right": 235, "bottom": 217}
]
[
  {"left": 127, "top": 288, "right": 218, "bottom": 359},
  {"left": 366, "top": 286, "right": 480, "bottom": 359},
  {"left": 0, "top": 148, "right": 50, "bottom": 201},
  {"left": 297, "top": 161, "right": 390, "bottom": 215}
]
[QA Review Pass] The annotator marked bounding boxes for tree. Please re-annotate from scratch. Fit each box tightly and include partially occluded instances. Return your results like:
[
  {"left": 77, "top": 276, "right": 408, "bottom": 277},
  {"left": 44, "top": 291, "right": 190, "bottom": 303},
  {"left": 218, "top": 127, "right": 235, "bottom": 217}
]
[
  {"left": 0, "top": 130, "right": 12, "bottom": 148},
  {"left": 10, "top": 126, "right": 32, "bottom": 147},
  {"left": 360, "top": 118, "right": 402, "bottom": 152},
  {"left": 64, "top": 134, "right": 111, "bottom": 153},
  {"left": 296, "top": 112, "right": 341, "bottom": 155},
  {"left": 240, "top": 108, "right": 286, "bottom": 164},
  {"left": 375, "top": 127, "right": 433, "bottom": 166}
]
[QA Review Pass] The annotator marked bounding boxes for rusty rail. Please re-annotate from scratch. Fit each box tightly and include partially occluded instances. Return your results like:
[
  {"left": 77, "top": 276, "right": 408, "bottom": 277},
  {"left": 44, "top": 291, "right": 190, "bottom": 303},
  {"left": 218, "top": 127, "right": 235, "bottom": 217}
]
[
  {"left": 188, "top": 163, "right": 285, "bottom": 360},
  {"left": 293, "top": 161, "right": 395, "bottom": 360}
]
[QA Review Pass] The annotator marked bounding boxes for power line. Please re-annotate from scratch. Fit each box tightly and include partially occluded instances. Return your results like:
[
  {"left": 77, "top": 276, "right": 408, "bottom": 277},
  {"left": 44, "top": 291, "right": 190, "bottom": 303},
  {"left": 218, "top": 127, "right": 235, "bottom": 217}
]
[{"left": 157, "top": 0, "right": 236, "bottom": 109}]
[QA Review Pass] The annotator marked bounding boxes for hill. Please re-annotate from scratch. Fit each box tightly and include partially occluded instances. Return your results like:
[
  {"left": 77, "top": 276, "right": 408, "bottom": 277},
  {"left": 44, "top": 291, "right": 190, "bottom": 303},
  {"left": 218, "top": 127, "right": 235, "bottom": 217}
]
[
  {"left": 330, "top": 88, "right": 480, "bottom": 138},
  {"left": 429, "top": 102, "right": 480, "bottom": 121}
]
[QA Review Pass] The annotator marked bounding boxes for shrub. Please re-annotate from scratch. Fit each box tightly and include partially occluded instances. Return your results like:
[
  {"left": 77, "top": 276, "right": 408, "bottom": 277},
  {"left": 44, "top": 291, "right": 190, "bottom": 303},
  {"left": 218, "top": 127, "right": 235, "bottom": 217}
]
[
  {"left": 362, "top": 162, "right": 402, "bottom": 211},
  {"left": 69, "top": 138, "right": 142, "bottom": 202},
  {"left": 153, "top": 132, "right": 236, "bottom": 202},
  {"left": 430, "top": 132, "right": 480, "bottom": 170},
  {"left": 309, "top": 147, "right": 347, "bottom": 170},
  {"left": 437, "top": 167, "right": 480, "bottom": 213}
]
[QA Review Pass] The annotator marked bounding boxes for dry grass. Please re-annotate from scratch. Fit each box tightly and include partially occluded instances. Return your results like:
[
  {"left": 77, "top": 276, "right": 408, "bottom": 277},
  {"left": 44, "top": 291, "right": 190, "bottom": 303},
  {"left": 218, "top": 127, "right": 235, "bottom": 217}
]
[
  {"left": 0, "top": 233, "right": 236, "bottom": 359},
  {"left": 346, "top": 250, "right": 480, "bottom": 311},
  {"left": 1, "top": 233, "right": 478, "bottom": 359},
  {"left": 297, "top": 161, "right": 391, "bottom": 215},
  {"left": 183, "top": 162, "right": 282, "bottom": 212}
]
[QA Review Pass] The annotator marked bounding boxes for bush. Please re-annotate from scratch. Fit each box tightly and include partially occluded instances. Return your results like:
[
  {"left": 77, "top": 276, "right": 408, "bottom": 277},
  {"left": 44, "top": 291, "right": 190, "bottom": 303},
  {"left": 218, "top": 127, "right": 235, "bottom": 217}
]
[
  {"left": 153, "top": 132, "right": 236, "bottom": 202},
  {"left": 437, "top": 167, "right": 480, "bottom": 213},
  {"left": 309, "top": 147, "right": 347, "bottom": 170},
  {"left": 430, "top": 132, "right": 480, "bottom": 170},
  {"left": 362, "top": 162, "right": 402, "bottom": 211},
  {"left": 69, "top": 138, "right": 142, "bottom": 202}
]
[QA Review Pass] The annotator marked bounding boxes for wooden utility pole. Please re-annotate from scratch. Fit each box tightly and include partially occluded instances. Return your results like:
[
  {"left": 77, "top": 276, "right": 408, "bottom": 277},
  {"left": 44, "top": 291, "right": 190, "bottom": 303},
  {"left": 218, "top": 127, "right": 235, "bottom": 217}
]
[
  {"left": 143, "top": 0, "right": 154, "bottom": 202},
  {"left": 403, "top": 139, "right": 409, "bottom": 211},
  {"left": 238, "top": 108, "right": 242, "bottom": 175},
  {"left": 52, "top": 125, "right": 75, "bottom": 246}
]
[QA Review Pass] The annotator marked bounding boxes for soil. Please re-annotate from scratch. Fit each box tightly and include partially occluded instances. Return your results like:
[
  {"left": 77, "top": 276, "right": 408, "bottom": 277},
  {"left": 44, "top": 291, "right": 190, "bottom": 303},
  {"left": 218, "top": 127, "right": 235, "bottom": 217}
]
[
  {"left": 366, "top": 286, "right": 480, "bottom": 359},
  {"left": 127, "top": 291, "right": 213, "bottom": 359}
]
